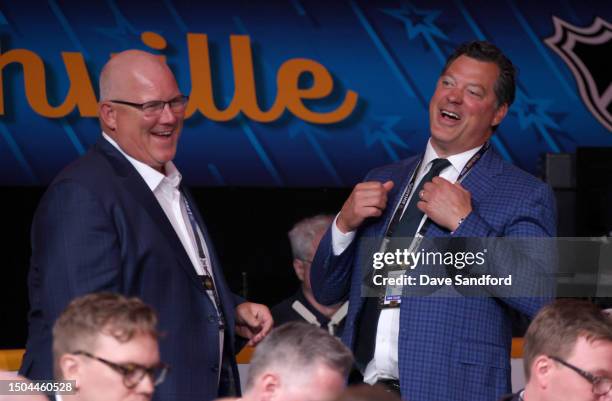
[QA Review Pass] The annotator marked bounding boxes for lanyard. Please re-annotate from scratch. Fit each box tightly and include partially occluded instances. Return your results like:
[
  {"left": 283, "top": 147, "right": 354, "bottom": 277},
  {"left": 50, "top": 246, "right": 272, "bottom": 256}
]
[
  {"left": 381, "top": 142, "right": 490, "bottom": 251},
  {"left": 182, "top": 194, "right": 226, "bottom": 330}
]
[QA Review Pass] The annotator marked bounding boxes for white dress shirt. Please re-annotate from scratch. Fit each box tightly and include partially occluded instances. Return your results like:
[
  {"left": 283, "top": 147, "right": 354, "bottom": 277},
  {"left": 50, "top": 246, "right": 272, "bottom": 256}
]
[
  {"left": 102, "top": 133, "right": 224, "bottom": 374},
  {"left": 331, "top": 139, "right": 483, "bottom": 383},
  {"left": 102, "top": 132, "right": 212, "bottom": 279}
]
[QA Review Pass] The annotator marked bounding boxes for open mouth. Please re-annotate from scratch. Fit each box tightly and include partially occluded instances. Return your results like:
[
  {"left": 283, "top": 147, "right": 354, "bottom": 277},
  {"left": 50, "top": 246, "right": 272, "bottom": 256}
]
[
  {"left": 440, "top": 109, "right": 461, "bottom": 121},
  {"left": 151, "top": 130, "right": 173, "bottom": 137}
]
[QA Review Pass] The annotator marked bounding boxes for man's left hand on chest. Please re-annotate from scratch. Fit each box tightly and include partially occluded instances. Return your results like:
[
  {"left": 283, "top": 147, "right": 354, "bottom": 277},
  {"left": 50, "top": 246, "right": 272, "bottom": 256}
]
[
  {"left": 417, "top": 176, "right": 472, "bottom": 232},
  {"left": 235, "top": 302, "right": 274, "bottom": 346}
]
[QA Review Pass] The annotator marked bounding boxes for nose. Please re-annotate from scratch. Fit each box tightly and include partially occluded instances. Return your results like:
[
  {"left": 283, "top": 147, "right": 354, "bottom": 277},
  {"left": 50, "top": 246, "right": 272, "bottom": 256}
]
[
  {"left": 136, "top": 372, "right": 155, "bottom": 397},
  {"left": 158, "top": 102, "right": 178, "bottom": 124},
  {"left": 446, "top": 86, "right": 463, "bottom": 104}
]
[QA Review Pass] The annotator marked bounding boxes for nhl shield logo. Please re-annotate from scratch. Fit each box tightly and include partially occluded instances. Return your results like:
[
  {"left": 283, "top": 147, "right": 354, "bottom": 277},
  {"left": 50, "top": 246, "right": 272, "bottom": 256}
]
[{"left": 545, "top": 17, "right": 612, "bottom": 131}]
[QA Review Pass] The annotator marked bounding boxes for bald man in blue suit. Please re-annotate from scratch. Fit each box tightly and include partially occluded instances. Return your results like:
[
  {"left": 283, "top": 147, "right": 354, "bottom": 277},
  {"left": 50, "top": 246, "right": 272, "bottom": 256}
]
[
  {"left": 311, "top": 41, "right": 556, "bottom": 401},
  {"left": 21, "top": 50, "right": 273, "bottom": 401}
]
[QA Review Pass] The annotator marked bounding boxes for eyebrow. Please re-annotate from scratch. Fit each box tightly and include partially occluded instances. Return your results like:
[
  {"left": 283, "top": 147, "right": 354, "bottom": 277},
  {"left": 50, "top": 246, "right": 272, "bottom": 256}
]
[{"left": 592, "top": 369, "right": 612, "bottom": 377}]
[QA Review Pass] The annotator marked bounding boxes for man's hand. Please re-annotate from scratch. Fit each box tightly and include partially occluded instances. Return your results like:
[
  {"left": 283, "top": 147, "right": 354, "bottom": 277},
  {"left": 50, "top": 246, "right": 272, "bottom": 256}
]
[
  {"left": 336, "top": 180, "right": 395, "bottom": 233},
  {"left": 417, "top": 177, "right": 472, "bottom": 231},
  {"left": 235, "top": 302, "right": 273, "bottom": 346}
]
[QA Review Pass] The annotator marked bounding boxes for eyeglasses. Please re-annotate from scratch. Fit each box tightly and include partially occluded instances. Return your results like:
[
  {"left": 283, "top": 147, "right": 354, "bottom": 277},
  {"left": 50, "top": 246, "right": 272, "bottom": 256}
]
[
  {"left": 549, "top": 356, "right": 612, "bottom": 396},
  {"left": 109, "top": 95, "right": 188, "bottom": 117},
  {"left": 73, "top": 351, "right": 169, "bottom": 389}
]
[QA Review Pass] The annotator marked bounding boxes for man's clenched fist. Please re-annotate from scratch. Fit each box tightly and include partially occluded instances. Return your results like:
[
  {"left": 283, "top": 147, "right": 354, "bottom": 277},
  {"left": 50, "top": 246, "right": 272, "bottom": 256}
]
[
  {"left": 417, "top": 176, "right": 472, "bottom": 231},
  {"left": 336, "top": 180, "right": 394, "bottom": 233}
]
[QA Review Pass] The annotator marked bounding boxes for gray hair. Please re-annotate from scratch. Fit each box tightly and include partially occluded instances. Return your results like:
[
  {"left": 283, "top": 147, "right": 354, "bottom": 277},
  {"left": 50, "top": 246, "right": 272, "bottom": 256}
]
[
  {"left": 288, "top": 214, "right": 334, "bottom": 261},
  {"left": 245, "top": 322, "right": 353, "bottom": 390}
]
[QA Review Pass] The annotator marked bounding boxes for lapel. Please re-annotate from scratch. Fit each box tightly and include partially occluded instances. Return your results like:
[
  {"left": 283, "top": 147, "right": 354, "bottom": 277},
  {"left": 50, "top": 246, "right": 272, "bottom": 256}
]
[
  {"left": 375, "top": 157, "right": 422, "bottom": 238},
  {"left": 354, "top": 158, "right": 421, "bottom": 295},
  {"left": 94, "top": 137, "right": 204, "bottom": 291}
]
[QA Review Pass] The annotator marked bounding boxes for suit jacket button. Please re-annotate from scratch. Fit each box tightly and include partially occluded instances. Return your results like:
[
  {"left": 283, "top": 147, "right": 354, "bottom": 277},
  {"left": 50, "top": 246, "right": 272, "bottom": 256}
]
[{"left": 208, "top": 315, "right": 216, "bottom": 323}]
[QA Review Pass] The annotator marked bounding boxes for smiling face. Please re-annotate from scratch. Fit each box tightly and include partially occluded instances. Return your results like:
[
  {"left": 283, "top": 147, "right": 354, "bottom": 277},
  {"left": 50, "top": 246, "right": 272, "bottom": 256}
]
[
  {"left": 99, "top": 51, "right": 184, "bottom": 172},
  {"left": 428, "top": 55, "right": 508, "bottom": 157}
]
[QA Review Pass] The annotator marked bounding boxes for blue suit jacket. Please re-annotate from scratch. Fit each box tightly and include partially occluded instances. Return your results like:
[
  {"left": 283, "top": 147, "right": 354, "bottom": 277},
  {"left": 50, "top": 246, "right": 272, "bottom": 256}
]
[
  {"left": 21, "top": 137, "right": 241, "bottom": 401},
  {"left": 311, "top": 148, "right": 556, "bottom": 401}
]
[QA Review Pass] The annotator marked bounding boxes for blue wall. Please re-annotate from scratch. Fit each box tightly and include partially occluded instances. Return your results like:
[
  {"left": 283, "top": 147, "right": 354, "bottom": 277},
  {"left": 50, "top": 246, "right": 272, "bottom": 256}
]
[{"left": 0, "top": 0, "right": 610, "bottom": 186}]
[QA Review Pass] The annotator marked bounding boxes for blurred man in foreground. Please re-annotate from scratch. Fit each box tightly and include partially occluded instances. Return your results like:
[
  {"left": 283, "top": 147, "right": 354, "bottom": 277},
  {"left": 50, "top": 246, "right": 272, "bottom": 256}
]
[
  {"left": 53, "top": 293, "right": 166, "bottom": 401},
  {"left": 500, "top": 299, "right": 612, "bottom": 401},
  {"left": 225, "top": 322, "right": 353, "bottom": 401}
]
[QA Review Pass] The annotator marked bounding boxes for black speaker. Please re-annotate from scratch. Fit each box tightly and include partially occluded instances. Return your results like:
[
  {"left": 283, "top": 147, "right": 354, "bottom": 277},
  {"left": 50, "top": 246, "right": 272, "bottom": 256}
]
[
  {"left": 543, "top": 153, "right": 576, "bottom": 236},
  {"left": 576, "top": 148, "right": 612, "bottom": 237}
]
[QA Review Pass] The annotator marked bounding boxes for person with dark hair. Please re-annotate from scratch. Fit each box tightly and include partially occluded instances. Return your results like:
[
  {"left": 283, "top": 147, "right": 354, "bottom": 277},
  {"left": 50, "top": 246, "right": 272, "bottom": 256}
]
[
  {"left": 53, "top": 293, "right": 166, "bottom": 401},
  {"left": 20, "top": 50, "right": 273, "bottom": 401},
  {"left": 499, "top": 299, "right": 612, "bottom": 401},
  {"left": 272, "top": 215, "right": 348, "bottom": 336},
  {"left": 225, "top": 322, "right": 353, "bottom": 401},
  {"left": 311, "top": 40, "right": 556, "bottom": 401}
]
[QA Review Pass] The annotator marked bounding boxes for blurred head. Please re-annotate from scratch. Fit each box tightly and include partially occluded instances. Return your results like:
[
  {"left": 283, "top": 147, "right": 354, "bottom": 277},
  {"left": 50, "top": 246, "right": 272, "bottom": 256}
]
[
  {"left": 288, "top": 215, "right": 334, "bottom": 292},
  {"left": 98, "top": 50, "right": 185, "bottom": 172},
  {"left": 523, "top": 299, "right": 612, "bottom": 401},
  {"left": 243, "top": 322, "right": 353, "bottom": 401},
  {"left": 53, "top": 293, "right": 165, "bottom": 401},
  {"left": 429, "top": 41, "right": 516, "bottom": 157}
]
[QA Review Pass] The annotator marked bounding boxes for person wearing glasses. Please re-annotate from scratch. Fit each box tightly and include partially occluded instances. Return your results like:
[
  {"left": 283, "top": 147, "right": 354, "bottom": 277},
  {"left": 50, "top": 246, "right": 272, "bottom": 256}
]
[
  {"left": 21, "top": 50, "right": 273, "bottom": 401},
  {"left": 53, "top": 293, "right": 166, "bottom": 401},
  {"left": 499, "top": 299, "right": 612, "bottom": 401},
  {"left": 272, "top": 215, "right": 348, "bottom": 337}
]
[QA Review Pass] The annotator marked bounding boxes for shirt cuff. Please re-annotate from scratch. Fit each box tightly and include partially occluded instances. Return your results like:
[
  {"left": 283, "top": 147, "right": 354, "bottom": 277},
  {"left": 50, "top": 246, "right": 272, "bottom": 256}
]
[{"left": 331, "top": 214, "right": 356, "bottom": 255}]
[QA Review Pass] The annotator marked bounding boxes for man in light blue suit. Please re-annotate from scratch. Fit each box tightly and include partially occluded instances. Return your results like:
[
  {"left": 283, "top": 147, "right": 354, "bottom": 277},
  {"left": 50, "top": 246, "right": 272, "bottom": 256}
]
[
  {"left": 21, "top": 50, "right": 273, "bottom": 401},
  {"left": 311, "top": 41, "right": 556, "bottom": 401}
]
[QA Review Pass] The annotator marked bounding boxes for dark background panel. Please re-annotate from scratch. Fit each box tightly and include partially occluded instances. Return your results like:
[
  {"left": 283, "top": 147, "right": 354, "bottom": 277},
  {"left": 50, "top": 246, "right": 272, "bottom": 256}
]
[{"left": 1, "top": 186, "right": 350, "bottom": 348}]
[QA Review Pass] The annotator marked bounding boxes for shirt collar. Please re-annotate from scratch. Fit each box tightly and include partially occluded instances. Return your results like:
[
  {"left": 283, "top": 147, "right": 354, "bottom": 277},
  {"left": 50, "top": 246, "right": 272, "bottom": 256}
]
[
  {"left": 102, "top": 132, "right": 182, "bottom": 191},
  {"left": 421, "top": 139, "right": 484, "bottom": 175}
]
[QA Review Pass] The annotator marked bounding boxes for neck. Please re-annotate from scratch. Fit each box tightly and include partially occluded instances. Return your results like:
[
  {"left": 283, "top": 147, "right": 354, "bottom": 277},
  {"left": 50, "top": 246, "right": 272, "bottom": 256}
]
[
  {"left": 522, "top": 383, "right": 540, "bottom": 401},
  {"left": 429, "top": 138, "right": 488, "bottom": 158},
  {"left": 302, "top": 287, "right": 340, "bottom": 319}
]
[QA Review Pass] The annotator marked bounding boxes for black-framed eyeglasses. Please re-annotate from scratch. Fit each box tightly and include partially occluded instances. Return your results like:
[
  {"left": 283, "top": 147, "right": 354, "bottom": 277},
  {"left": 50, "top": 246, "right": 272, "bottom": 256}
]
[
  {"left": 109, "top": 95, "right": 188, "bottom": 117},
  {"left": 549, "top": 355, "right": 612, "bottom": 396},
  {"left": 73, "top": 351, "right": 169, "bottom": 389}
]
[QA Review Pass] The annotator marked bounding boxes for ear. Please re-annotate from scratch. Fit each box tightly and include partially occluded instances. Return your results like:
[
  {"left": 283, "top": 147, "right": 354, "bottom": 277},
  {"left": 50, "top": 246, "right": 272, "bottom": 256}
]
[
  {"left": 99, "top": 102, "right": 118, "bottom": 131},
  {"left": 531, "top": 355, "right": 554, "bottom": 390},
  {"left": 258, "top": 373, "right": 281, "bottom": 401},
  {"left": 59, "top": 354, "right": 81, "bottom": 384},
  {"left": 293, "top": 259, "right": 306, "bottom": 282},
  {"left": 492, "top": 103, "right": 508, "bottom": 127}
]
